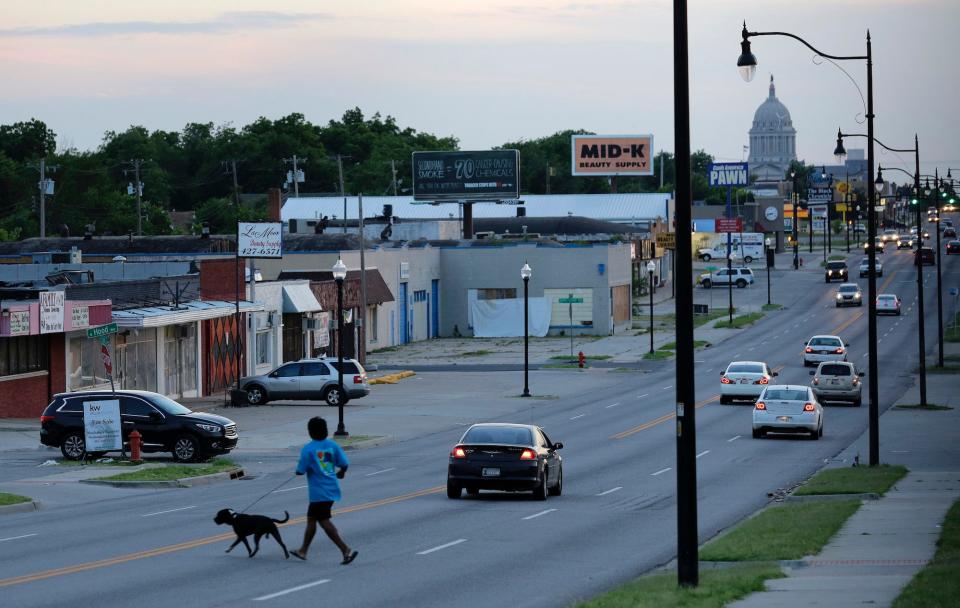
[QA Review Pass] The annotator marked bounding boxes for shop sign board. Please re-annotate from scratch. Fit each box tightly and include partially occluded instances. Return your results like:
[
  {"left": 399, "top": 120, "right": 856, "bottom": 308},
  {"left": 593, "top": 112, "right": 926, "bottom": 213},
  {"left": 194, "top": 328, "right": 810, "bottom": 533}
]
[
  {"left": 571, "top": 134, "right": 653, "bottom": 176},
  {"left": 39, "top": 291, "right": 65, "bottom": 334},
  {"left": 238, "top": 222, "right": 283, "bottom": 258},
  {"left": 83, "top": 399, "right": 122, "bottom": 452}
]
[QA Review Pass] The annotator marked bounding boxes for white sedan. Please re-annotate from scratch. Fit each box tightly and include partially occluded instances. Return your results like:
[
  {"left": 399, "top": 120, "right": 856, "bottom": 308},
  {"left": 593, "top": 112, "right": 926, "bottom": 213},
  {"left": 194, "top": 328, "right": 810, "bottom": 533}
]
[
  {"left": 876, "top": 293, "right": 902, "bottom": 316},
  {"left": 719, "top": 361, "right": 778, "bottom": 404},
  {"left": 752, "top": 385, "right": 823, "bottom": 440},
  {"left": 803, "top": 335, "right": 848, "bottom": 367}
]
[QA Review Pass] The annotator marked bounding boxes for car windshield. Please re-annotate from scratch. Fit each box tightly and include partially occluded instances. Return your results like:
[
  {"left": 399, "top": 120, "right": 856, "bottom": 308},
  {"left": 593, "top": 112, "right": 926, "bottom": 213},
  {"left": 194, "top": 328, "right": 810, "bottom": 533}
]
[
  {"left": 819, "top": 364, "right": 851, "bottom": 376},
  {"left": 148, "top": 394, "right": 193, "bottom": 415},
  {"left": 763, "top": 389, "right": 808, "bottom": 401},
  {"left": 839, "top": 285, "right": 859, "bottom": 293},
  {"left": 463, "top": 426, "right": 533, "bottom": 445},
  {"left": 727, "top": 363, "right": 764, "bottom": 374},
  {"left": 826, "top": 262, "right": 846, "bottom": 269},
  {"left": 810, "top": 337, "right": 841, "bottom": 347}
]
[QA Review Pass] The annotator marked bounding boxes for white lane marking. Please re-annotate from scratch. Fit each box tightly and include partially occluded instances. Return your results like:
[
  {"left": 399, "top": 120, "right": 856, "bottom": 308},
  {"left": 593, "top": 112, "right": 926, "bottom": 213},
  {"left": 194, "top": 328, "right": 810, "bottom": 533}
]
[
  {"left": 747, "top": 347, "right": 755, "bottom": 352},
  {"left": 522, "top": 508, "right": 558, "bottom": 521},
  {"left": 727, "top": 435, "right": 741, "bottom": 442},
  {"left": 696, "top": 450, "right": 710, "bottom": 459},
  {"left": 254, "top": 580, "right": 330, "bottom": 601},
  {"left": 595, "top": 486, "right": 623, "bottom": 496},
  {"left": 733, "top": 353, "right": 740, "bottom": 358},
  {"left": 695, "top": 360, "right": 706, "bottom": 363},
  {"left": 891, "top": 450, "right": 911, "bottom": 453},
  {"left": 651, "top": 467, "right": 672, "bottom": 476},
  {"left": 606, "top": 402, "right": 621, "bottom": 409},
  {"left": 365, "top": 467, "right": 396, "bottom": 477},
  {"left": 663, "top": 385, "right": 673, "bottom": 390},
  {"left": 142, "top": 505, "right": 197, "bottom": 517},
  {"left": 570, "top": 414, "right": 586, "bottom": 420},
  {"left": 705, "top": 368, "right": 713, "bottom": 373},
  {"left": 637, "top": 393, "right": 649, "bottom": 399},
  {"left": 760, "top": 340, "right": 767, "bottom": 345},
  {"left": 862, "top": 353, "right": 868, "bottom": 358},
  {"left": 417, "top": 539, "right": 467, "bottom": 555},
  {"left": 273, "top": 484, "right": 308, "bottom": 494},
  {"left": 0, "top": 533, "right": 38, "bottom": 543}
]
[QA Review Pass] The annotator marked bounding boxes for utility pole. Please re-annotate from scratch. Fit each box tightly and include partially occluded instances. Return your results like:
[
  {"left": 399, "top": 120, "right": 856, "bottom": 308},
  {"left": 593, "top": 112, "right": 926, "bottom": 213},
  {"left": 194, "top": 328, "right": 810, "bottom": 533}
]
[
  {"left": 222, "top": 159, "right": 242, "bottom": 206},
  {"left": 337, "top": 154, "right": 348, "bottom": 233},
  {"left": 34, "top": 158, "right": 58, "bottom": 239},
  {"left": 124, "top": 159, "right": 145, "bottom": 236},
  {"left": 283, "top": 155, "right": 307, "bottom": 198},
  {"left": 390, "top": 160, "right": 399, "bottom": 196}
]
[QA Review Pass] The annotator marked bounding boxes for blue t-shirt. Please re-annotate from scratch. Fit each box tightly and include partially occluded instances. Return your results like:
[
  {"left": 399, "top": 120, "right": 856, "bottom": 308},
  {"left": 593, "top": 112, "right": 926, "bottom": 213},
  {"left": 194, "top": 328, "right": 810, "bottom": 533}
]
[{"left": 296, "top": 439, "right": 348, "bottom": 502}]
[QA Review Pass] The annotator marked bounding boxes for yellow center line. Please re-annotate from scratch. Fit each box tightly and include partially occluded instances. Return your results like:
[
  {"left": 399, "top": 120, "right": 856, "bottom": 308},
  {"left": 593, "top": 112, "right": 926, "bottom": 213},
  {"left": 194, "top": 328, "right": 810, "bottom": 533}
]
[
  {"left": 0, "top": 485, "right": 444, "bottom": 589},
  {"left": 611, "top": 395, "right": 719, "bottom": 440}
]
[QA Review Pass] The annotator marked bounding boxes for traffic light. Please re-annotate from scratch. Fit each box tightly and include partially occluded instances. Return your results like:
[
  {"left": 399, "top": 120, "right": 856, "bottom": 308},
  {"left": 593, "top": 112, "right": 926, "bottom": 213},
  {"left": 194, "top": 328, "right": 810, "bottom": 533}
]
[{"left": 911, "top": 197, "right": 918, "bottom": 206}]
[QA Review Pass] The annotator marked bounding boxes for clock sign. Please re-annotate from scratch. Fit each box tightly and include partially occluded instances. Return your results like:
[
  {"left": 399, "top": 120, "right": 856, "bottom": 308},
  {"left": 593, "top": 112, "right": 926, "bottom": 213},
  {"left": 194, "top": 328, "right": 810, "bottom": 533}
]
[{"left": 764, "top": 206, "right": 779, "bottom": 221}]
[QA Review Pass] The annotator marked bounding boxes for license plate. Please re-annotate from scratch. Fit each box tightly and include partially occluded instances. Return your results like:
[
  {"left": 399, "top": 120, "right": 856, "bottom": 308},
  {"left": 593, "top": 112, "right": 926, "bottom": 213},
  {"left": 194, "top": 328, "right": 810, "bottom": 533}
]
[
  {"left": 831, "top": 379, "right": 840, "bottom": 385},
  {"left": 777, "top": 416, "right": 792, "bottom": 422},
  {"left": 482, "top": 468, "right": 500, "bottom": 477},
  {"left": 739, "top": 379, "right": 750, "bottom": 384}
]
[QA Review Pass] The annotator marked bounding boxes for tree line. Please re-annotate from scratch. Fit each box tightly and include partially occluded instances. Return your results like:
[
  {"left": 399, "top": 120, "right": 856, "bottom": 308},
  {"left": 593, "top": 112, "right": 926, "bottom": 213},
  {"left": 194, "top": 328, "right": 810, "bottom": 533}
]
[{"left": 0, "top": 110, "right": 755, "bottom": 240}]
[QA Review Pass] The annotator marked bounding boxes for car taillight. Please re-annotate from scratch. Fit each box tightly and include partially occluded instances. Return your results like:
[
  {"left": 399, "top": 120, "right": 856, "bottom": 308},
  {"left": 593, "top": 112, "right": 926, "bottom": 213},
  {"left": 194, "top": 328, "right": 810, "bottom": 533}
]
[
  {"left": 451, "top": 446, "right": 466, "bottom": 459},
  {"left": 756, "top": 377, "right": 769, "bottom": 385},
  {"left": 720, "top": 376, "right": 732, "bottom": 384},
  {"left": 519, "top": 449, "right": 537, "bottom": 460},
  {"left": 755, "top": 402, "right": 766, "bottom": 410},
  {"left": 834, "top": 348, "right": 845, "bottom": 354},
  {"left": 812, "top": 376, "right": 819, "bottom": 385},
  {"left": 353, "top": 375, "right": 363, "bottom": 384},
  {"left": 40, "top": 415, "right": 54, "bottom": 424},
  {"left": 805, "top": 347, "right": 813, "bottom": 353},
  {"left": 803, "top": 403, "right": 815, "bottom": 412}
]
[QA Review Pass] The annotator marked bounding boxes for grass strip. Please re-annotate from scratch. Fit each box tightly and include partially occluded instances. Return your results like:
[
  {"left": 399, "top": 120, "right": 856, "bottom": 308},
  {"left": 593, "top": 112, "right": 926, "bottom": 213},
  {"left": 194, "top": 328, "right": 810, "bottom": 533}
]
[
  {"left": 54, "top": 459, "right": 143, "bottom": 467},
  {"left": 658, "top": 340, "right": 710, "bottom": 351},
  {"left": 575, "top": 563, "right": 784, "bottom": 608},
  {"left": 542, "top": 363, "right": 586, "bottom": 369},
  {"left": 549, "top": 354, "right": 611, "bottom": 361},
  {"left": 893, "top": 498, "right": 960, "bottom": 608},
  {"left": 92, "top": 458, "right": 239, "bottom": 482},
  {"left": 0, "top": 492, "right": 31, "bottom": 506},
  {"left": 694, "top": 309, "right": 731, "bottom": 328},
  {"left": 894, "top": 403, "right": 953, "bottom": 411},
  {"left": 762, "top": 303, "right": 784, "bottom": 311},
  {"left": 332, "top": 435, "right": 378, "bottom": 448},
  {"left": 794, "top": 465, "right": 907, "bottom": 496},
  {"left": 457, "top": 350, "right": 492, "bottom": 357},
  {"left": 926, "top": 365, "right": 960, "bottom": 374},
  {"left": 642, "top": 350, "right": 673, "bottom": 361},
  {"left": 714, "top": 312, "right": 765, "bottom": 329},
  {"left": 699, "top": 500, "right": 860, "bottom": 561},
  {"left": 945, "top": 324, "right": 960, "bottom": 342}
]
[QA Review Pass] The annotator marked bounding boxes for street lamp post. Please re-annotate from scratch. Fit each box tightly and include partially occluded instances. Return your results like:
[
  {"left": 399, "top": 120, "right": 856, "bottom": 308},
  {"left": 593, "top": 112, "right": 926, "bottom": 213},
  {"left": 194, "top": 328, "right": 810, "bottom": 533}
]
[
  {"left": 647, "top": 260, "right": 656, "bottom": 353},
  {"left": 727, "top": 252, "right": 734, "bottom": 324},
  {"left": 765, "top": 237, "right": 773, "bottom": 306},
  {"left": 790, "top": 171, "right": 800, "bottom": 269},
  {"left": 332, "top": 258, "right": 349, "bottom": 437},
  {"left": 521, "top": 262, "right": 532, "bottom": 397},
  {"left": 935, "top": 173, "right": 944, "bottom": 368},
  {"left": 743, "top": 23, "right": 880, "bottom": 465}
]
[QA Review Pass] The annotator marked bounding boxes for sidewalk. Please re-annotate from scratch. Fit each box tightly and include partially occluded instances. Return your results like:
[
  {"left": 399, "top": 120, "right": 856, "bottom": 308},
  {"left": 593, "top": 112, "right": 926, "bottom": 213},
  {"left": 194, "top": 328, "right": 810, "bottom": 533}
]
[{"left": 727, "top": 347, "right": 960, "bottom": 608}]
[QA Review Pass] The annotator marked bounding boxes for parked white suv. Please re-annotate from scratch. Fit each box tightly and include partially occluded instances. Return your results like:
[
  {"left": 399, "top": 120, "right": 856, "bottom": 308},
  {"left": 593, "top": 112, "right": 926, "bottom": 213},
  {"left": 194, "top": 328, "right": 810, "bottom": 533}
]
[
  {"left": 699, "top": 268, "right": 755, "bottom": 289},
  {"left": 239, "top": 358, "right": 370, "bottom": 406}
]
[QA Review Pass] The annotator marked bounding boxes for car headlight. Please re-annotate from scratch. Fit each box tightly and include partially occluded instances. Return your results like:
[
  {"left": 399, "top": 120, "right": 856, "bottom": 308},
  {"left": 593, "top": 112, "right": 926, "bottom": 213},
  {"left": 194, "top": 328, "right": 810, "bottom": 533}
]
[
  {"left": 854, "top": 293, "right": 861, "bottom": 299},
  {"left": 836, "top": 293, "right": 844, "bottom": 300},
  {"left": 195, "top": 423, "right": 222, "bottom": 434}
]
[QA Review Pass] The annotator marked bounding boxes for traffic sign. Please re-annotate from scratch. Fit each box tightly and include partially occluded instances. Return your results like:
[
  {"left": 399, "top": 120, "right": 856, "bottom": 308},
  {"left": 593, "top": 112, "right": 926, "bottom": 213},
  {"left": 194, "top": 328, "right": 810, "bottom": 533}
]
[
  {"left": 87, "top": 323, "right": 118, "bottom": 339},
  {"left": 656, "top": 232, "right": 676, "bottom": 249},
  {"left": 559, "top": 297, "right": 584, "bottom": 304},
  {"left": 100, "top": 343, "right": 113, "bottom": 376}
]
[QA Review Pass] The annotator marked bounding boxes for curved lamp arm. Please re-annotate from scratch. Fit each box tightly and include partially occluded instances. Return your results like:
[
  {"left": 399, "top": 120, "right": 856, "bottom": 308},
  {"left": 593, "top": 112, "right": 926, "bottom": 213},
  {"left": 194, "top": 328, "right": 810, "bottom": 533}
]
[
  {"left": 838, "top": 131, "right": 915, "bottom": 154},
  {"left": 743, "top": 25, "right": 867, "bottom": 62}
]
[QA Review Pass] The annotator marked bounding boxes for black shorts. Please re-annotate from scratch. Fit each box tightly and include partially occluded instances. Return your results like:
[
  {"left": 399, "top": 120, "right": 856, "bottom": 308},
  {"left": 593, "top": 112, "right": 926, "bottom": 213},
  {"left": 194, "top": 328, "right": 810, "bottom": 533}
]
[{"left": 307, "top": 501, "right": 334, "bottom": 521}]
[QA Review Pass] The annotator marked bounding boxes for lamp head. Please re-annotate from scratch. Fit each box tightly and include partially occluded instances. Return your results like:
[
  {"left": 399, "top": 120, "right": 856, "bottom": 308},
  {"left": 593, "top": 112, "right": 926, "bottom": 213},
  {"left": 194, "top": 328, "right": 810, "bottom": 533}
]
[
  {"left": 646, "top": 260, "right": 656, "bottom": 273},
  {"left": 833, "top": 129, "right": 847, "bottom": 165},
  {"left": 874, "top": 167, "right": 884, "bottom": 186},
  {"left": 737, "top": 23, "right": 757, "bottom": 82},
  {"left": 332, "top": 257, "right": 347, "bottom": 281},
  {"left": 765, "top": 237, "right": 772, "bottom": 247},
  {"left": 520, "top": 262, "right": 532, "bottom": 280}
]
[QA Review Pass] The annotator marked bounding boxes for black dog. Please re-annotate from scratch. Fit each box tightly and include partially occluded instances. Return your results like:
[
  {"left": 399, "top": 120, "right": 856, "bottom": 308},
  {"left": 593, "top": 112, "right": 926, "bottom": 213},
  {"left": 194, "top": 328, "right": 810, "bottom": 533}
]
[{"left": 214, "top": 508, "right": 290, "bottom": 559}]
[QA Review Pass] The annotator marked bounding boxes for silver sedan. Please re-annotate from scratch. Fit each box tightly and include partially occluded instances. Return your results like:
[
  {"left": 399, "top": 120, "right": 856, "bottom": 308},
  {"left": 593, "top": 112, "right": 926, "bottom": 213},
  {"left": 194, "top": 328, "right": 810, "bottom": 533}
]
[{"left": 752, "top": 385, "right": 823, "bottom": 440}]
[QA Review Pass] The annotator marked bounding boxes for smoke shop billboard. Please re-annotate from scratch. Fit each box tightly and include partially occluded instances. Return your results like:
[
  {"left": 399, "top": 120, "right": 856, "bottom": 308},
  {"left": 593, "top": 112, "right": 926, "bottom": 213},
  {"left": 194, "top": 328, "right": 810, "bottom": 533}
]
[
  {"left": 412, "top": 150, "right": 520, "bottom": 201},
  {"left": 571, "top": 134, "right": 654, "bottom": 176}
]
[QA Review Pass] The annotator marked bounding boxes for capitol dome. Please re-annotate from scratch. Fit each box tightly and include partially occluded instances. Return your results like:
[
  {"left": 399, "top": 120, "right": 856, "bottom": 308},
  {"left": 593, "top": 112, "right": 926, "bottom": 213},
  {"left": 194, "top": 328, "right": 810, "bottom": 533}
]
[{"left": 748, "top": 75, "right": 797, "bottom": 181}]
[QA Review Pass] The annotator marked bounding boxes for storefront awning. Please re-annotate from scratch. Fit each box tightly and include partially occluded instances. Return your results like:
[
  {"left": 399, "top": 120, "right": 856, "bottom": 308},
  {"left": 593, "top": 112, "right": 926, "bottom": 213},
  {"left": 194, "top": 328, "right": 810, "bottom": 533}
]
[
  {"left": 112, "top": 299, "right": 265, "bottom": 328},
  {"left": 282, "top": 284, "right": 323, "bottom": 313}
]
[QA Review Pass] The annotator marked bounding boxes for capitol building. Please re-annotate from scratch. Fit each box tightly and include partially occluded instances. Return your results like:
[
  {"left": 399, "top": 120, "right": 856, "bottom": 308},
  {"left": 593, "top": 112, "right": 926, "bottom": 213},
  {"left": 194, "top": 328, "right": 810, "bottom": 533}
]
[{"left": 748, "top": 76, "right": 797, "bottom": 182}]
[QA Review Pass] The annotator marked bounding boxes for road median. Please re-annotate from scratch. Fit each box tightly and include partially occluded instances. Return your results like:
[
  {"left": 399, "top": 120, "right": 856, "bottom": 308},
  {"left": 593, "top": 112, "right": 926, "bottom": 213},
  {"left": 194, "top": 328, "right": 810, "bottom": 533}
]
[
  {"left": 368, "top": 370, "right": 416, "bottom": 384},
  {"left": 80, "top": 458, "right": 244, "bottom": 488}
]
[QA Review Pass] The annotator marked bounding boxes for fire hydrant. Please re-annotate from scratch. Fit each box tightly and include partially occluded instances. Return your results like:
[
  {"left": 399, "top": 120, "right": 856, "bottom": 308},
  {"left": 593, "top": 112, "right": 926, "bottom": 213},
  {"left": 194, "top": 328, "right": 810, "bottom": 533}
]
[
  {"left": 578, "top": 351, "right": 586, "bottom": 368},
  {"left": 129, "top": 429, "right": 143, "bottom": 462}
]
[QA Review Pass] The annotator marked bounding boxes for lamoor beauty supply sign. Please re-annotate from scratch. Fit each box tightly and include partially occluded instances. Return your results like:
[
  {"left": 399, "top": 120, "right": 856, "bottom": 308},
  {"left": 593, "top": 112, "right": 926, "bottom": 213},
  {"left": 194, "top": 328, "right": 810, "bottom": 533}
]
[{"left": 238, "top": 222, "right": 283, "bottom": 258}]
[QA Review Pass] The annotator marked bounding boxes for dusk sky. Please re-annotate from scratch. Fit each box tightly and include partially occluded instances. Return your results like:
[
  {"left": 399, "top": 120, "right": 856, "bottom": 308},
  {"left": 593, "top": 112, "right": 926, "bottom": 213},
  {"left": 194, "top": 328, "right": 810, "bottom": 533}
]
[{"left": 2, "top": 1, "right": 957, "bottom": 177}]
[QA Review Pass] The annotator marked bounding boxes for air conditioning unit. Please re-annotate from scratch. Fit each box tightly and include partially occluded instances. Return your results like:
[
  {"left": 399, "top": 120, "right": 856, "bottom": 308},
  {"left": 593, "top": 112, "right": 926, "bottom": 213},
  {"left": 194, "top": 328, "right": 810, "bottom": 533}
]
[{"left": 474, "top": 231, "right": 495, "bottom": 240}]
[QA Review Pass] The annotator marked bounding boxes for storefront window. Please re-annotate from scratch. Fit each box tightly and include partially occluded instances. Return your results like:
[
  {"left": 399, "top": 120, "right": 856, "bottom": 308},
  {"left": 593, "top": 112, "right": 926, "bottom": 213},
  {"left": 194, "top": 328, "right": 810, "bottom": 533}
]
[
  {"left": 0, "top": 335, "right": 48, "bottom": 377},
  {"left": 116, "top": 328, "right": 157, "bottom": 392},
  {"left": 256, "top": 329, "right": 270, "bottom": 366},
  {"left": 164, "top": 325, "right": 197, "bottom": 397},
  {"left": 67, "top": 335, "right": 111, "bottom": 390}
]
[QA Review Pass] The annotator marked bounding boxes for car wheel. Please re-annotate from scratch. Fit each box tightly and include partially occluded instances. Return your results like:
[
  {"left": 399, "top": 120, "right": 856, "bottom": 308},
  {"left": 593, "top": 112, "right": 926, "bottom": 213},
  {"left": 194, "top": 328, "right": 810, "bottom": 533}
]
[
  {"left": 854, "top": 397, "right": 862, "bottom": 407},
  {"left": 896, "top": 310, "right": 901, "bottom": 316},
  {"left": 720, "top": 395, "right": 730, "bottom": 405},
  {"left": 173, "top": 435, "right": 201, "bottom": 462},
  {"left": 61, "top": 433, "right": 86, "bottom": 460},
  {"left": 533, "top": 469, "right": 548, "bottom": 501},
  {"left": 752, "top": 429, "right": 762, "bottom": 439},
  {"left": 702, "top": 254, "right": 712, "bottom": 262},
  {"left": 245, "top": 385, "right": 267, "bottom": 405},
  {"left": 702, "top": 280, "right": 712, "bottom": 289},
  {"left": 466, "top": 487, "right": 479, "bottom": 496},
  {"left": 744, "top": 256, "right": 754, "bottom": 264},
  {"left": 548, "top": 465, "right": 563, "bottom": 496},
  {"left": 736, "top": 279, "right": 747, "bottom": 288},
  {"left": 324, "top": 385, "right": 348, "bottom": 407},
  {"left": 810, "top": 427, "right": 820, "bottom": 440},
  {"left": 446, "top": 479, "right": 461, "bottom": 499},
  {"left": 825, "top": 277, "right": 830, "bottom": 283}
]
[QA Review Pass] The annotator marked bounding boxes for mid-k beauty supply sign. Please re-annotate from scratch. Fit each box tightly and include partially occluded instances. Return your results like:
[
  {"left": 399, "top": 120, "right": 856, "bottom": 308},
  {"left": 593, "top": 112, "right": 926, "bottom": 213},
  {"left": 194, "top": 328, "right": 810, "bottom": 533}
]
[{"left": 571, "top": 134, "right": 654, "bottom": 176}]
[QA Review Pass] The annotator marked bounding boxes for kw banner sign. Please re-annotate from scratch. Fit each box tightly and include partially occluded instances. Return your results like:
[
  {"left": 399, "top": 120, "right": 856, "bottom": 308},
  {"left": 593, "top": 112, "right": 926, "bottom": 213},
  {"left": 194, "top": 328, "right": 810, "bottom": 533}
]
[{"left": 83, "top": 399, "right": 122, "bottom": 452}]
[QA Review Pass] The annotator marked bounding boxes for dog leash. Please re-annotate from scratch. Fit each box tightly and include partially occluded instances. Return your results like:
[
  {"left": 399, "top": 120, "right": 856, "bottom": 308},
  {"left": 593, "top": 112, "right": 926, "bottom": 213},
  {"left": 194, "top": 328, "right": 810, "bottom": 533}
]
[{"left": 238, "top": 474, "right": 297, "bottom": 514}]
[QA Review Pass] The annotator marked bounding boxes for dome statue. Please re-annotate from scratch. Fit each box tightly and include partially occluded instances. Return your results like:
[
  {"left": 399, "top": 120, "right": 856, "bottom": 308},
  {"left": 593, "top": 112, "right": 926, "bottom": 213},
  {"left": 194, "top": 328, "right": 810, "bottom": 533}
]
[{"left": 748, "top": 75, "right": 797, "bottom": 182}]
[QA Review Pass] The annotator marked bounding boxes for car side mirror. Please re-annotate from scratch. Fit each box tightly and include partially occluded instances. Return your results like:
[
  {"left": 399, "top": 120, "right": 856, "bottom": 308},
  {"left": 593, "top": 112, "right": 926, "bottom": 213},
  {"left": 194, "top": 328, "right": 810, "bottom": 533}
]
[
  {"left": 149, "top": 411, "right": 163, "bottom": 423},
  {"left": 846, "top": 343, "right": 851, "bottom": 347},
  {"left": 269, "top": 372, "right": 278, "bottom": 378},
  {"left": 552, "top": 442, "right": 563, "bottom": 450},
  {"left": 858, "top": 372, "right": 865, "bottom": 377},
  {"left": 772, "top": 372, "right": 779, "bottom": 377},
  {"left": 809, "top": 370, "right": 815, "bottom": 376}
]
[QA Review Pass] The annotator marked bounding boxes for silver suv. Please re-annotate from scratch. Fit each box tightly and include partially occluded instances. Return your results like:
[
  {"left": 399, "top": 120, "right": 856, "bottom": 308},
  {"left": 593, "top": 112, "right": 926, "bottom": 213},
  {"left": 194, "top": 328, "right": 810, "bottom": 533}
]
[
  {"left": 699, "top": 267, "right": 755, "bottom": 289},
  {"left": 810, "top": 361, "right": 863, "bottom": 406},
  {"left": 239, "top": 358, "right": 370, "bottom": 406}
]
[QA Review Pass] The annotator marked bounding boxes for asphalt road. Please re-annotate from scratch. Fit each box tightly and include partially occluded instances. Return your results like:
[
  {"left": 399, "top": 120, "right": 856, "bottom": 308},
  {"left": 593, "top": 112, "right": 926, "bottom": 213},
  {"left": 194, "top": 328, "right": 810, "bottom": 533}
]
[{"left": 1, "top": 238, "right": 956, "bottom": 608}]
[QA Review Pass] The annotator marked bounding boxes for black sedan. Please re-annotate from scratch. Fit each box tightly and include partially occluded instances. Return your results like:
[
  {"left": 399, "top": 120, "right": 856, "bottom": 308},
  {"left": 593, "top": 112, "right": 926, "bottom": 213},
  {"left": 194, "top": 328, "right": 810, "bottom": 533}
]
[
  {"left": 447, "top": 423, "right": 563, "bottom": 500},
  {"left": 947, "top": 240, "right": 960, "bottom": 255}
]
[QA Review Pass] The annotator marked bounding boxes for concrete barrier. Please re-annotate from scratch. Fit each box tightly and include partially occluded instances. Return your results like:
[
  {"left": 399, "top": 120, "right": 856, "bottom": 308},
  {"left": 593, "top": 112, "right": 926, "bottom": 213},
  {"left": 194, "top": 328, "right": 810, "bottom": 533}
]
[{"left": 369, "top": 370, "right": 416, "bottom": 385}]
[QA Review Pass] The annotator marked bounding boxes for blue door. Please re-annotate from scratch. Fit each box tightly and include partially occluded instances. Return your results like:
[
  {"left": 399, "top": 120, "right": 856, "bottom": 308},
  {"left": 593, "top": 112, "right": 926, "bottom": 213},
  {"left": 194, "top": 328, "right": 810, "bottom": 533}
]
[
  {"left": 399, "top": 283, "right": 409, "bottom": 344},
  {"left": 431, "top": 280, "right": 439, "bottom": 338}
]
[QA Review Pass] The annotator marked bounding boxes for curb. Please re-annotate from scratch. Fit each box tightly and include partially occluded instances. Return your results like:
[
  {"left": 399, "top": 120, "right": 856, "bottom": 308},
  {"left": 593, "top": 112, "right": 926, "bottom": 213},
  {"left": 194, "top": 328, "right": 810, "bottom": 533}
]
[
  {"left": 341, "top": 436, "right": 392, "bottom": 451},
  {"left": 369, "top": 370, "right": 416, "bottom": 385},
  {"left": 79, "top": 468, "right": 245, "bottom": 489},
  {"left": 783, "top": 492, "right": 880, "bottom": 503},
  {"left": 0, "top": 500, "right": 40, "bottom": 515}
]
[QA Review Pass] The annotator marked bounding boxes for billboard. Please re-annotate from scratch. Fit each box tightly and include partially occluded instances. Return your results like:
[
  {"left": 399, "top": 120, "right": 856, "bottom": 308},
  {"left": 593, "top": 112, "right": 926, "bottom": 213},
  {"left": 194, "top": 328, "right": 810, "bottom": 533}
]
[
  {"left": 237, "top": 222, "right": 283, "bottom": 258},
  {"left": 708, "top": 162, "right": 749, "bottom": 187},
  {"left": 412, "top": 150, "right": 520, "bottom": 201},
  {"left": 571, "top": 134, "right": 654, "bottom": 176}
]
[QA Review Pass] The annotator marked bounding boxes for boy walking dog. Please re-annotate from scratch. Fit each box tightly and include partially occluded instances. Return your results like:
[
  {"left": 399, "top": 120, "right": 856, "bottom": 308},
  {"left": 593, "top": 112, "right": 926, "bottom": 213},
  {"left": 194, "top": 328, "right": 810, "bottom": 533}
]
[{"left": 291, "top": 417, "right": 358, "bottom": 565}]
